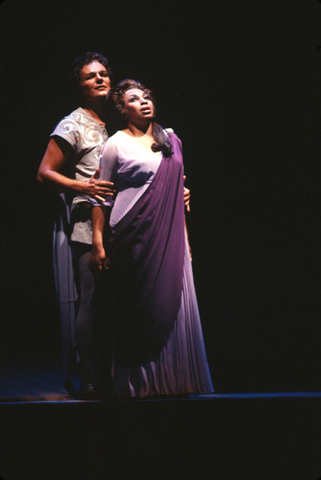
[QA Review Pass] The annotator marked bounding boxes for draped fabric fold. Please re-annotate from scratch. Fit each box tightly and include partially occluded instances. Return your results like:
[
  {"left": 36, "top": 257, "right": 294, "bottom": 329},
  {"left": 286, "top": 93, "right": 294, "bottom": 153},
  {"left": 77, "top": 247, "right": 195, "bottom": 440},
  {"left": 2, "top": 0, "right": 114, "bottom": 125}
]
[
  {"left": 52, "top": 193, "right": 79, "bottom": 379},
  {"left": 108, "top": 134, "right": 185, "bottom": 367}
]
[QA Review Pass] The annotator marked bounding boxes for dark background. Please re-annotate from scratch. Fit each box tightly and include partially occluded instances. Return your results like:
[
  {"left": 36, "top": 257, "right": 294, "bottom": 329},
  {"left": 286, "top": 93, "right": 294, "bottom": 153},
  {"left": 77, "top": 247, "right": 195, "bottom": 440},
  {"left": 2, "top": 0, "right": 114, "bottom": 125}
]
[{"left": 1, "top": 0, "right": 320, "bottom": 393}]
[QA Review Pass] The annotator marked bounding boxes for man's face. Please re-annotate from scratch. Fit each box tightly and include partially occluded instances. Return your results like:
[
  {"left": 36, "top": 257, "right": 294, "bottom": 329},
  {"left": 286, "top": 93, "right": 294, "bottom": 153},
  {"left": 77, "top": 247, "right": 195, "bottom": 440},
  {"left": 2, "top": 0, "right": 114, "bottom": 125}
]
[{"left": 79, "top": 61, "right": 111, "bottom": 100}]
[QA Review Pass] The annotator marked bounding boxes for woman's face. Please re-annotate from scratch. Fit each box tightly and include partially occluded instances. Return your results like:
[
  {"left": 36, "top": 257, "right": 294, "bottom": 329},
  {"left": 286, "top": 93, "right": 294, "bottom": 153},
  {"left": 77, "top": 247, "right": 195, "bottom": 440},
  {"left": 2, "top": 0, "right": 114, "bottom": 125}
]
[
  {"left": 123, "top": 88, "right": 154, "bottom": 124},
  {"left": 79, "top": 61, "right": 111, "bottom": 100}
]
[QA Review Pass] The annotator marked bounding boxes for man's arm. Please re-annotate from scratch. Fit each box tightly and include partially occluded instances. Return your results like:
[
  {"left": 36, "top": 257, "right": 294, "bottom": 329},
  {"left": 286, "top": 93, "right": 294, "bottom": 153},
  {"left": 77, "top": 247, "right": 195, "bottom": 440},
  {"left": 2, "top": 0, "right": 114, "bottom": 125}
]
[{"left": 37, "top": 137, "right": 114, "bottom": 200}]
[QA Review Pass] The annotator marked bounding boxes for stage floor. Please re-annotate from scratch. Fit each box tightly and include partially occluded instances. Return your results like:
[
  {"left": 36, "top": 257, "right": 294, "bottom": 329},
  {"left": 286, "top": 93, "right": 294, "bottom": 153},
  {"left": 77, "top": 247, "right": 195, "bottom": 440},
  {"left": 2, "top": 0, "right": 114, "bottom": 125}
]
[
  {"left": 1, "top": 356, "right": 321, "bottom": 480},
  {"left": 1, "top": 355, "right": 320, "bottom": 404}
]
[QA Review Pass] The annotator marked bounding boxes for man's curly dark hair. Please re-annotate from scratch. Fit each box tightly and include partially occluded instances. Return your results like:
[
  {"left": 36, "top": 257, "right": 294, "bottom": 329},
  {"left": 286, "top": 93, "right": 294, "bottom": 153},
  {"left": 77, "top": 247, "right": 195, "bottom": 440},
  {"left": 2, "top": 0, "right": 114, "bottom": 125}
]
[{"left": 70, "top": 52, "right": 113, "bottom": 89}]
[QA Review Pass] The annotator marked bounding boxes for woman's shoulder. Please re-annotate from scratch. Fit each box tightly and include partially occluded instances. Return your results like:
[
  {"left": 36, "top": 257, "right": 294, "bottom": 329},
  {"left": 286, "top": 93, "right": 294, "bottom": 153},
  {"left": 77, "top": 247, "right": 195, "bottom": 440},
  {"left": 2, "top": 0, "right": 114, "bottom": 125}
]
[
  {"left": 109, "top": 130, "right": 125, "bottom": 139},
  {"left": 106, "top": 130, "right": 127, "bottom": 145},
  {"left": 102, "top": 131, "right": 123, "bottom": 152},
  {"left": 164, "top": 128, "right": 180, "bottom": 141},
  {"left": 100, "top": 131, "right": 124, "bottom": 158},
  {"left": 164, "top": 129, "right": 182, "bottom": 150}
]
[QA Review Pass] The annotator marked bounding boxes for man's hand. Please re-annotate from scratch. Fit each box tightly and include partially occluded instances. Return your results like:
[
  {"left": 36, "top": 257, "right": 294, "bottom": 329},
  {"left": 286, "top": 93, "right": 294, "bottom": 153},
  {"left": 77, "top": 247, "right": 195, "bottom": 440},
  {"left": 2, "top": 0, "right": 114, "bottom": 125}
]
[
  {"left": 87, "top": 168, "right": 115, "bottom": 201},
  {"left": 183, "top": 175, "right": 191, "bottom": 212}
]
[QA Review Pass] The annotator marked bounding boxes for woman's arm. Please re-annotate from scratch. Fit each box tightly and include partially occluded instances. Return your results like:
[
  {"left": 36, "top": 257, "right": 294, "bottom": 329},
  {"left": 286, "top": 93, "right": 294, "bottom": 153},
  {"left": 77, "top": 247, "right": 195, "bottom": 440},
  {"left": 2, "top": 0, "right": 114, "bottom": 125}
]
[
  {"left": 90, "top": 205, "right": 109, "bottom": 272},
  {"left": 88, "top": 139, "right": 118, "bottom": 208},
  {"left": 89, "top": 138, "right": 118, "bottom": 272},
  {"left": 37, "top": 137, "right": 114, "bottom": 199}
]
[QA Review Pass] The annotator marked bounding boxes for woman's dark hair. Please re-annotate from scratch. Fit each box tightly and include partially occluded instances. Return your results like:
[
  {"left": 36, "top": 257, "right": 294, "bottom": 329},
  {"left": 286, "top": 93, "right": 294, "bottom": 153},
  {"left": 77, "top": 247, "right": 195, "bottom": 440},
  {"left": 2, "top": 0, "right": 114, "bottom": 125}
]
[
  {"left": 105, "top": 79, "right": 172, "bottom": 157},
  {"left": 70, "top": 52, "right": 113, "bottom": 89}
]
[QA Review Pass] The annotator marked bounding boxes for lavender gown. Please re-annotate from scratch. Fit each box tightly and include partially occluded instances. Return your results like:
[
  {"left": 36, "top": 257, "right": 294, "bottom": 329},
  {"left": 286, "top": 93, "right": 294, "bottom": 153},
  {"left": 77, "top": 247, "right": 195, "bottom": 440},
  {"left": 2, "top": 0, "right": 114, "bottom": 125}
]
[{"left": 97, "top": 130, "right": 213, "bottom": 399}]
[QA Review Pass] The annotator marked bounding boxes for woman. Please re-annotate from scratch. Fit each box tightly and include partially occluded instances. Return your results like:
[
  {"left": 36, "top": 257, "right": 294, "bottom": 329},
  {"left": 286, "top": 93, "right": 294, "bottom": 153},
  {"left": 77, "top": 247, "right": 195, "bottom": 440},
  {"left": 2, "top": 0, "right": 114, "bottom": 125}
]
[
  {"left": 90, "top": 79, "right": 213, "bottom": 399},
  {"left": 37, "top": 52, "right": 115, "bottom": 399}
]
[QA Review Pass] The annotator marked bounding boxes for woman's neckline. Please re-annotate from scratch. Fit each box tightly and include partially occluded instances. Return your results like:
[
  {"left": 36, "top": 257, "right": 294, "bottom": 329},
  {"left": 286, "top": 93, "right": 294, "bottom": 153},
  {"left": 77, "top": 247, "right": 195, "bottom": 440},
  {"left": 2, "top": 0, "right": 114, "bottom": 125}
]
[{"left": 119, "top": 130, "right": 161, "bottom": 154}]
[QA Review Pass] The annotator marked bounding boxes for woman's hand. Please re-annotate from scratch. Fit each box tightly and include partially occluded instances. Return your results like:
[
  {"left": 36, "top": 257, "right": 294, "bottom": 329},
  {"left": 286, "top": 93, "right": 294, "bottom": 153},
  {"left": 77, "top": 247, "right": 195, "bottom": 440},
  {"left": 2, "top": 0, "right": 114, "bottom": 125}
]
[
  {"left": 89, "top": 245, "right": 108, "bottom": 275},
  {"left": 183, "top": 176, "right": 191, "bottom": 212},
  {"left": 91, "top": 206, "right": 109, "bottom": 276},
  {"left": 85, "top": 168, "right": 115, "bottom": 201}
]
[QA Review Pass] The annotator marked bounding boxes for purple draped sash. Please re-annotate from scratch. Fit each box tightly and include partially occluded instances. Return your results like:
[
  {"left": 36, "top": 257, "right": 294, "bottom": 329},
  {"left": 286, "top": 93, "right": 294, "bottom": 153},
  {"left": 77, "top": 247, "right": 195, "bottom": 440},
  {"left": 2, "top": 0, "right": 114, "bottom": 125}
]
[{"left": 108, "top": 133, "right": 185, "bottom": 367}]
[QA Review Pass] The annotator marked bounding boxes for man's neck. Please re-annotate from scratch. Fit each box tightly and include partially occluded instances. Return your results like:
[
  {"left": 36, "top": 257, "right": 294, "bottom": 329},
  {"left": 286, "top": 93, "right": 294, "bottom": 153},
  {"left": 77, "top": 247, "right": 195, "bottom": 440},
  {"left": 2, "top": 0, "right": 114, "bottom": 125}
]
[{"left": 84, "top": 98, "right": 106, "bottom": 125}]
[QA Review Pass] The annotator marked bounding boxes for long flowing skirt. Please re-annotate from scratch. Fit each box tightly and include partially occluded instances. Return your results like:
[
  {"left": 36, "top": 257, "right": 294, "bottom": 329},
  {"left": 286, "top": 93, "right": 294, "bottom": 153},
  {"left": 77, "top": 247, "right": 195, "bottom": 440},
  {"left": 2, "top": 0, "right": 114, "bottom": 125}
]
[{"left": 111, "top": 233, "right": 214, "bottom": 399}]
